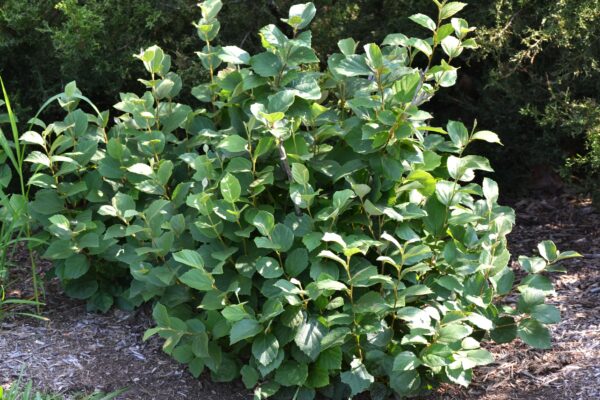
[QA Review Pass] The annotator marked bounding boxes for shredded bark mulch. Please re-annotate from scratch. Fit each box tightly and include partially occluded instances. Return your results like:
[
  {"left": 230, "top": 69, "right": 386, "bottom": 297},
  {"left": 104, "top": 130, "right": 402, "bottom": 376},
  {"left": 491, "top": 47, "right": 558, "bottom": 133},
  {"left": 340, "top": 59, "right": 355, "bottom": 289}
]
[{"left": 1, "top": 194, "right": 598, "bottom": 400}]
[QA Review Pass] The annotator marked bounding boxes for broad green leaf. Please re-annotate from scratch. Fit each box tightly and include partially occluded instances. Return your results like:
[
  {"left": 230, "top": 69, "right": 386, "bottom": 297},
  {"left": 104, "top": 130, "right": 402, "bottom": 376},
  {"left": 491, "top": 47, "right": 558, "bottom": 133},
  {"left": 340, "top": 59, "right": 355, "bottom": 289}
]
[
  {"left": 230, "top": 319, "right": 263, "bottom": 345},
  {"left": 341, "top": 358, "right": 374, "bottom": 395},
  {"left": 64, "top": 253, "right": 90, "bottom": 279},
  {"left": 271, "top": 223, "right": 295, "bottom": 252},
  {"left": 20, "top": 131, "right": 45, "bottom": 146},
  {"left": 291, "top": 163, "right": 310, "bottom": 185},
  {"left": 364, "top": 43, "right": 384, "bottom": 70},
  {"left": 127, "top": 163, "right": 153, "bottom": 176},
  {"left": 472, "top": 130, "right": 501, "bottom": 144},
  {"left": 390, "top": 370, "right": 421, "bottom": 395},
  {"left": 179, "top": 269, "right": 214, "bottom": 291},
  {"left": 537, "top": 241, "right": 558, "bottom": 262},
  {"left": 440, "top": 2, "right": 467, "bottom": 20},
  {"left": 409, "top": 13, "right": 436, "bottom": 31},
  {"left": 241, "top": 365, "right": 259, "bottom": 389},
  {"left": 517, "top": 318, "right": 551, "bottom": 349},
  {"left": 173, "top": 250, "right": 204, "bottom": 269},
  {"left": 274, "top": 360, "right": 308, "bottom": 387},
  {"left": 338, "top": 38, "right": 357, "bottom": 55},
  {"left": 252, "top": 333, "right": 279, "bottom": 366},
  {"left": 220, "top": 173, "right": 241, "bottom": 203},
  {"left": 218, "top": 135, "right": 247, "bottom": 153},
  {"left": 222, "top": 304, "right": 251, "bottom": 322},
  {"left": 295, "top": 318, "right": 326, "bottom": 361},
  {"left": 256, "top": 257, "right": 284, "bottom": 279},
  {"left": 285, "top": 2, "right": 317, "bottom": 30},
  {"left": 441, "top": 36, "right": 462, "bottom": 58},
  {"left": 531, "top": 304, "right": 560, "bottom": 324},
  {"left": 393, "top": 351, "right": 422, "bottom": 371},
  {"left": 491, "top": 316, "right": 517, "bottom": 344},
  {"left": 219, "top": 46, "right": 251, "bottom": 65},
  {"left": 438, "top": 323, "right": 472, "bottom": 343},
  {"left": 284, "top": 248, "right": 309, "bottom": 277},
  {"left": 250, "top": 52, "right": 282, "bottom": 77},
  {"left": 447, "top": 120, "right": 469, "bottom": 148}
]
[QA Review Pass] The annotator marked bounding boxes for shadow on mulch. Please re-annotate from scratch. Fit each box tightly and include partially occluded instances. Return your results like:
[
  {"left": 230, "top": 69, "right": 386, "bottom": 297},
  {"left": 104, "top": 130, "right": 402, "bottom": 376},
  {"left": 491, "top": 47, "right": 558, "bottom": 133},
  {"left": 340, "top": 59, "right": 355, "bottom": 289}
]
[{"left": 1, "top": 193, "right": 598, "bottom": 400}]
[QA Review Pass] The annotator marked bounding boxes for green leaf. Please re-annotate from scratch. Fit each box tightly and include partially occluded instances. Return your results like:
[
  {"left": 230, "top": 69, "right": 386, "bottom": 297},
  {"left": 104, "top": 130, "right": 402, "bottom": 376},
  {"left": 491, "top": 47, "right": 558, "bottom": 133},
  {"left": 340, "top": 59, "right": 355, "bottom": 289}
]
[
  {"left": 252, "top": 210, "right": 275, "bottom": 236},
  {"left": 25, "top": 151, "right": 50, "bottom": 168},
  {"left": 230, "top": 319, "right": 263, "bottom": 345},
  {"left": 472, "top": 130, "right": 501, "bottom": 144},
  {"left": 463, "top": 349, "right": 494, "bottom": 367},
  {"left": 393, "top": 351, "right": 422, "bottom": 371},
  {"left": 219, "top": 46, "right": 251, "bottom": 65},
  {"left": 20, "top": 130, "right": 45, "bottom": 146},
  {"left": 271, "top": 223, "right": 295, "bottom": 252},
  {"left": 537, "top": 241, "right": 558, "bottom": 262},
  {"left": 337, "top": 55, "right": 372, "bottom": 76},
  {"left": 252, "top": 333, "right": 280, "bottom": 366},
  {"left": 409, "top": 13, "right": 437, "bottom": 31},
  {"left": 291, "top": 163, "right": 310, "bottom": 185},
  {"left": 316, "top": 347, "right": 342, "bottom": 371},
  {"left": 64, "top": 253, "right": 90, "bottom": 279},
  {"left": 364, "top": 43, "right": 384, "bottom": 70},
  {"left": 441, "top": 36, "right": 462, "bottom": 58},
  {"left": 222, "top": 304, "right": 251, "bottom": 322},
  {"left": 438, "top": 323, "right": 472, "bottom": 343},
  {"left": 531, "top": 304, "right": 561, "bottom": 324},
  {"left": 199, "top": 0, "right": 222, "bottom": 19},
  {"left": 519, "top": 256, "right": 547, "bottom": 274},
  {"left": 64, "top": 278, "right": 98, "bottom": 299},
  {"left": 241, "top": 365, "right": 259, "bottom": 389},
  {"left": 284, "top": 248, "right": 309, "bottom": 277},
  {"left": 218, "top": 135, "right": 247, "bottom": 153},
  {"left": 250, "top": 52, "right": 282, "bottom": 77},
  {"left": 256, "top": 257, "right": 284, "bottom": 279},
  {"left": 341, "top": 358, "right": 374, "bottom": 396},
  {"left": 268, "top": 90, "right": 295, "bottom": 113},
  {"left": 295, "top": 318, "right": 326, "bottom": 361},
  {"left": 517, "top": 318, "right": 551, "bottom": 349},
  {"left": 440, "top": 2, "right": 467, "bottom": 20},
  {"left": 173, "top": 250, "right": 204, "bottom": 269},
  {"left": 390, "top": 370, "right": 421, "bottom": 395},
  {"left": 338, "top": 38, "right": 357, "bottom": 55},
  {"left": 192, "top": 332, "right": 209, "bottom": 357},
  {"left": 274, "top": 360, "right": 308, "bottom": 387},
  {"left": 179, "top": 269, "right": 214, "bottom": 291},
  {"left": 220, "top": 173, "right": 241, "bottom": 203},
  {"left": 491, "top": 316, "right": 517, "bottom": 344},
  {"left": 556, "top": 250, "right": 582, "bottom": 261},
  {"left": 447, "top": 120, "right": 469, "bottom": 148},
  {"left": 127, "top": 163, "right": 153, "bottom": 176},
  {"left": 285, "top": 2, "right": 317, "bottom": 30}
]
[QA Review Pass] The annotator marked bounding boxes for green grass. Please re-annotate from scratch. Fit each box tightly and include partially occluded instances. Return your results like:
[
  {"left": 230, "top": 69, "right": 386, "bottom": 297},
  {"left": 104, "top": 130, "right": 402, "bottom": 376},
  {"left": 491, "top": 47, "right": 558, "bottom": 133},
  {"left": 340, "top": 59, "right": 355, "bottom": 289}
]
[
  {"left": 0, "top": 75, "right": 43, "bottom": 313},
  {"left": 0, "top": 375, "right": 128, "bottom": 400}
]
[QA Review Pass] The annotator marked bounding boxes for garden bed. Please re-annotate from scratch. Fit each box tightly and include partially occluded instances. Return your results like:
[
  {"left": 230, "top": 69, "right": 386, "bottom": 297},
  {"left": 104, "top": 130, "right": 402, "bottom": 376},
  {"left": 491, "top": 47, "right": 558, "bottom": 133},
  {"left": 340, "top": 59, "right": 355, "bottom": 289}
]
[{"left": 1, "top": 193, "right": 598, "bottom": 400}]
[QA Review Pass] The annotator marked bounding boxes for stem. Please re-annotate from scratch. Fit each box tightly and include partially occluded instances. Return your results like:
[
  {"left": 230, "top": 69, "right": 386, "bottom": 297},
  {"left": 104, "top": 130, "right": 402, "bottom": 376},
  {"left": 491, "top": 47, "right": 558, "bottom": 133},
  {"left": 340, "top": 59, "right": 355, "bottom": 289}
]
[
  {"left": 345, "top": 256, "right": 363, "bottom": 360},
  {"left": 276, "top": 139, "right": 302, "bottom": 216}
]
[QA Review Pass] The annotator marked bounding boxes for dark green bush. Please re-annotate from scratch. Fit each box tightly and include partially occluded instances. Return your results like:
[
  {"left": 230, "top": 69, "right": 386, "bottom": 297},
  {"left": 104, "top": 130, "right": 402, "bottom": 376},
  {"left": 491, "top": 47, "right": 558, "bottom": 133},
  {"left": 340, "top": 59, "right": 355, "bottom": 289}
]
[{"left": 3, "top": 1, "right": 580, "bottom": 398}]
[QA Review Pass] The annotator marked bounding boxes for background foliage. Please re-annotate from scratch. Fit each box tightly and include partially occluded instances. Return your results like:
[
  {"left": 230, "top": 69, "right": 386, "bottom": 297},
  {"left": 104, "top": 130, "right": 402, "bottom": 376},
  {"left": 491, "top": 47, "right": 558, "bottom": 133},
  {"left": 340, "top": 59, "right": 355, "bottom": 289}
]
[{"left": 2, "top": 0, "right": 599, "bottom": 195}]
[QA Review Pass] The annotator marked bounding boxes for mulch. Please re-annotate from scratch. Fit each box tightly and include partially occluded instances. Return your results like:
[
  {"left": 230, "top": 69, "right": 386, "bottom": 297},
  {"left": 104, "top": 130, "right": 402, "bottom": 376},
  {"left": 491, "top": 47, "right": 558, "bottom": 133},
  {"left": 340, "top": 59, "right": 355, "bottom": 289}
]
[{"left": 0, "top": 193, "right": 598, "bottom": 400}]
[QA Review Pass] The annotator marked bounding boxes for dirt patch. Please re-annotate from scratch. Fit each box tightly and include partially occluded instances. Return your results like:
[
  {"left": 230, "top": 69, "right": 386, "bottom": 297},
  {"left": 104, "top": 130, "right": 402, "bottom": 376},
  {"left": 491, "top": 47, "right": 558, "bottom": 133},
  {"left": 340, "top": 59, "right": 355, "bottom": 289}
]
[
  {"left": 0, "top": 283, "right": 249, "bottom": 399},
  {"left": 1, "top": 194, "right": 599, "bottom": 400}
]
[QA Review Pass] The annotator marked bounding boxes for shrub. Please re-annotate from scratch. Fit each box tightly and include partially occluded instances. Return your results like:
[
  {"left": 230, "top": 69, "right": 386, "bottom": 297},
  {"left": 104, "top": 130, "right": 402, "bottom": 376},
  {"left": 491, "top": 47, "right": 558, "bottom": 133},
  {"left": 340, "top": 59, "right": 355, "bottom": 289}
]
[{"left": 18, "top": 1, "right": 579, "bottom": 398}]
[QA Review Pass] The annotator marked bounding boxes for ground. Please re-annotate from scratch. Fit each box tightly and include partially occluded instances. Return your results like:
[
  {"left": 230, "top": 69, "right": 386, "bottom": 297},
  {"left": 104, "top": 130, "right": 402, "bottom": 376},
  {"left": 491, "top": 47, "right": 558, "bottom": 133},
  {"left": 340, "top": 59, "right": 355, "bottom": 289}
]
[{"left": 1, "top": 194, "right": 599, "bottom": 400}]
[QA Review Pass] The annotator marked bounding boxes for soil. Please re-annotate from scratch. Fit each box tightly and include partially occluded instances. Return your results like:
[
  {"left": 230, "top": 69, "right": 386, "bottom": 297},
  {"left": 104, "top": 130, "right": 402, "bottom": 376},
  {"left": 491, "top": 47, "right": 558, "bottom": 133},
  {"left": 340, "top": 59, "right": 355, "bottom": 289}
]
[{"left": 1, "top": 193, "right": 599, "bottom": 400}]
